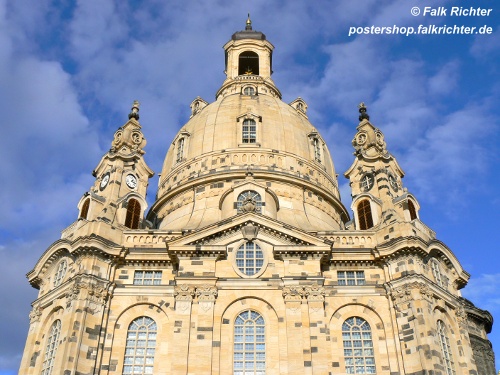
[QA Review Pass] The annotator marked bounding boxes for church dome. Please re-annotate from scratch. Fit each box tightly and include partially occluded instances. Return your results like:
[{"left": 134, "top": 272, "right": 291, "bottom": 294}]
[{"left": 149, "top": 21, "right": 349, "bottom": 231}]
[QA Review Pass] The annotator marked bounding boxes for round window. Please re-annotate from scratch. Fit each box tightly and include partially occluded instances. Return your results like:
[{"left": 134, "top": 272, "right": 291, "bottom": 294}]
[{"left": 235, "top": 242, "right": 264, "bottom": 276}]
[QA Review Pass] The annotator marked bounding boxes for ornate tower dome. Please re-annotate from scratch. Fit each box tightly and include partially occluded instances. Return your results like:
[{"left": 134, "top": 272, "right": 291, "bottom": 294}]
[{"left": 149, "top": 18, "right": 349, "bottom": 231}]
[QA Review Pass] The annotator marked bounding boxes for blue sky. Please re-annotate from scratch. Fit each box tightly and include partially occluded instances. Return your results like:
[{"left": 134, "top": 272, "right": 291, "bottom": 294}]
[{"left": 0, "top": 0, "right": 499, "bottom": 372}]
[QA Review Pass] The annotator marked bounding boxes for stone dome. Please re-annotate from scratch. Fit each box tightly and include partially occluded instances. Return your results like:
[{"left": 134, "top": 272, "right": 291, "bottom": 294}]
[{"left": 148, "top": 25, "right": 349, "bottom": 232}]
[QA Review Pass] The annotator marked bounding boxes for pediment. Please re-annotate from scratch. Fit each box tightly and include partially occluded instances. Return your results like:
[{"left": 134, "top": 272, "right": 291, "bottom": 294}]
[{"left": 166, "top": 213, "right": 332, "bottom": 248}]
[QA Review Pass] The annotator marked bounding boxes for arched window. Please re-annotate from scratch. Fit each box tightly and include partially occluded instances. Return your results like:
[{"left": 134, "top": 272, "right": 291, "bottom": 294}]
[
  {"left": 237, "top": 191, "right": 262, "bottom": 213},
  {"left": 176, "top": 138, "right": 185, "bottom": 163},
  {"left": 243, "top": 86, "right": 256, "bottom": 96},
  {"left": 342, "top": 317, "right": 375, "bottom": 374},
  {"left": 80, "top": 198, "right": 90, "bottom": 219},
  {"left": 125, "top": 198, "right": 141, "bottom": 229},
  {"left": 242, "top": 119, "right": 257, "bottom": 144},
  {"left": 408, "top": 200, "right": 417, "bottom": 220},
  {"left": 313, "top": 138, "right": 321, "bottom": 162},
  {"left": 357, "top": 200, "right": 373, "bottom": 230},
  {"left": 41, "top": 320, "right": 61, "bottom": 375},
  {"left": 236, "top": 242, "right": 264, "bottom": 276},
  {"left": 122, "top": 317, "right": 157, "bottom": 375},
  {"left": 431, "top": 259, "right": 446, "bottom": 288},
  {"left": 53, "top": 260, "right": 67, "bottom": 288},
  {"left": 238, "top": 51, "right": 259, "bottom": 76},
  {"left": 437, "top": 320, "right": 456, "bottom": 375},
  {"left": 234, "top": 310, "right": 265, "bottom": 374}
]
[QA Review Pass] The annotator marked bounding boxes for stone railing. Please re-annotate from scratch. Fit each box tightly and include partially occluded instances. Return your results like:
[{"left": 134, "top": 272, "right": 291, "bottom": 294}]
[
  {"left": 124, "top": 232, "right": 179, "bottom": 246},
  {"left": 321, "top": 231, "right": 375, "bottom": 248}
]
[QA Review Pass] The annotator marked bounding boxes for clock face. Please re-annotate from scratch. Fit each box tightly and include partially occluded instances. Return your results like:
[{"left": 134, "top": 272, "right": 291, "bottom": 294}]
[
  {"left": 100, "top": 173, "right": 110, "bottom": 190},
  {"left": 388, "top": 175, "right": 398, "bottom": 191},
  {"left": 126, "top": 174, "right": 138, "bottom": 189},
  {"left": 360, "top": 173, "right": 374, "bottom": 191}
]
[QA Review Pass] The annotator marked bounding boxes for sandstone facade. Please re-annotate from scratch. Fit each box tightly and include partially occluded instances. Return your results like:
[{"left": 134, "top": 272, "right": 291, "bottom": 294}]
[{"left": 19, "top": 18, "right": 495, "bottom": 375}]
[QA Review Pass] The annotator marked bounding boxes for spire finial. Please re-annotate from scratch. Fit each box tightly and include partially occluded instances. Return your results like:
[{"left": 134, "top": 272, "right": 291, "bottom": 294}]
[
  {"left": 128, "top": 100, "right": 140, "bottom": 120},
  {"left": 358, "top": 102, "right": 370, "bottom": 121},
  {"left": 245, "top": 13, "right": 252, "bottom": 30}
]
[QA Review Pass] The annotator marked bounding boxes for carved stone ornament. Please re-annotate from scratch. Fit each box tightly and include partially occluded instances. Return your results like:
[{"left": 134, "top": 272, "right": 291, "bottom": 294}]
[
  {"left": 418, "top": 283, "right": 434, "bottom": 303},
  {"left": 196, "top": 285, "right": 218, "bottom": 301},
  {"left": 174, "top": 284, "right": 196, "bottom": 302},
  {"left": 390, "top": 286, "right": 412, "bottom": 305},
  {"left": 282, "top": 286, "right": 305, "bottom": 302},
  {"left": 455, "top": 306, "right": 468, "bottom": 327},
  {"left": 196, "top": 285, "right": 218, "bottom": 312},
  {"left": 240, "top": 197, "right": 257, "bottom": 213},
  {"left": 304, "top": 284, "right": 326, "bottom": 302},
  {"left": 29, "top": 305, "right": 43, "bottom": 324},
  {"left": 65, "top": 276, "right": 112, "bottom": 314}
]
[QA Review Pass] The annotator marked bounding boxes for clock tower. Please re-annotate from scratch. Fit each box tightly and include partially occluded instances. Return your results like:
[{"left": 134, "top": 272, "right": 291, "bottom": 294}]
[
  {"left": 344, "top": 103, "right": 422, "bottom": 231},
  {"left": 76, "top": 100, "right": 154, "bottom": 231}
]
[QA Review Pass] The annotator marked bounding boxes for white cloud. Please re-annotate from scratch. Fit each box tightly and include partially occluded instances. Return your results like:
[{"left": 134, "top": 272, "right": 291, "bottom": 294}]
[{"left": 462, "top": 273, "right": 500, "bottom": 313}]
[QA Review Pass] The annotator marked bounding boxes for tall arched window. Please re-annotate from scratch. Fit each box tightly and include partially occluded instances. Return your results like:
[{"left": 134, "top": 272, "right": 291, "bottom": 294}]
[
  {"left": 125, "top": 198, "right": 141, "bottom": 229},
  {"left": 234, "top": 310, "right": 265, "bottom": 375},
  {"left": 41, "top": 320, "right": 61, "bottom": 375},
  {"left": 313, "top": 138, "right": 321, "bottom": 162},
  {"left": 408, "top": 200, "right": 417, "bottom": 220},
  {"left": 431, "top": 259, "right": 446, "bottom": 288},
  {"left": 342, "top": 317, "right": 375, "bottom": 374},
  {"left": 176, "top": 138, "right": 185, "bottom": 163},
  {"left": 53, "top": 260, "right": 67, "bottom": 288},
  {"left": 237, "top": 190, "right": 262, "bottom": 213},
  {"left": 238, "top": 51, "right": 259, "bottom": 75},
  {"left": 122, "top": 317, "right": 157, "bottom": 375},
  {"left": 80, "top": 198, "right": 90, "bottom": 219},
  {"left": 437, "top": 320, "right": 456, "bottom": 375},
  {"left": 357, "top": 200, "right": 373, "bottom": 230},
  {"left": 242, "top": 119, "right": 257, "bottom": 144}
]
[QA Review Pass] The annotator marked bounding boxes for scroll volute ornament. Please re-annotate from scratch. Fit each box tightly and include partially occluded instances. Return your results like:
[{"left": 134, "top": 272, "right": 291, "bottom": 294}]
[{"left": 111, "top": 126, "right": 146, "bottom": 155}]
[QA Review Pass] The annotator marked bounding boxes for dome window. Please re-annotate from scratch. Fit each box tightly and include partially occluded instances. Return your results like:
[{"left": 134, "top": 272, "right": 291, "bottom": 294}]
[
  {"left": 313, "top": 138, "right": 321, "bottom": 163},
  {"left": 237, "top": 190, "right": 262, "bottom": 213},
  {"left": 357, "top": 199, "right": 374, "bottom": 230},
  {"left": 238, "top": 51, "right": 259, "bottom": 75},
  {"left": 242, "top": 119, "right": 257, "bottom": 144},
  {"left": 243, "top": 86, "right": 256, "bottom": 96},
  {"left": 176, "top": 138, "right": 185, "bottom": 163}
]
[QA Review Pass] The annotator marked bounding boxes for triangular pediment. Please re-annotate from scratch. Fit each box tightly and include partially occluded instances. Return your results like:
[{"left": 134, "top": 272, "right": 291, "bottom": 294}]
[{"left": 166, "top": 213, "right": 332, "bottom": 248}]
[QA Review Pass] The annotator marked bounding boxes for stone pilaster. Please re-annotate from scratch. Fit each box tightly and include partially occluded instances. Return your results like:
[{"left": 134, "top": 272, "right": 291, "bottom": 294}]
[
  {"left": 282, "top": 285, "right": 308, "bottom": 374},
  {"left": 172, "top": 284, "right": 195, "bottom": 373},
  {"left": 303, "top": 284, "right": 328, "bottom": 375},
  {"left": 187, "top": 285, "right": 218, "bottom": 374}
]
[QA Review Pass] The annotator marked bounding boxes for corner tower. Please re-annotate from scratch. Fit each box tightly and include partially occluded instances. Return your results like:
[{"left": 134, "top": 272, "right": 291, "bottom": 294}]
[{"left": 344, "top": 103, "right": 421, "bottom": 232}]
